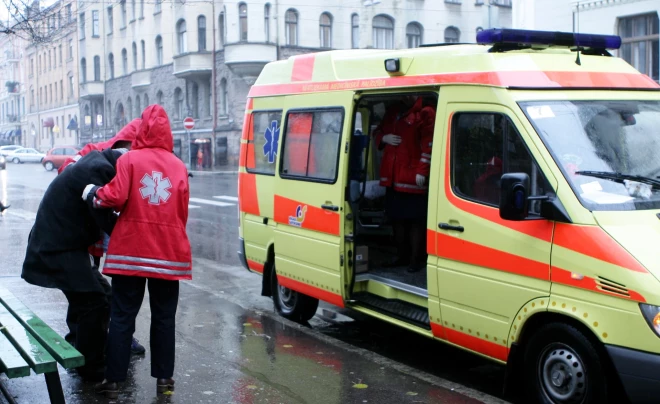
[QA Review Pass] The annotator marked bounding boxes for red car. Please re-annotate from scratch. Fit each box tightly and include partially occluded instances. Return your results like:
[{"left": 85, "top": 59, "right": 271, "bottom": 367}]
[{"left": 42, "top": 146, "right": 80, "bottom": 171}]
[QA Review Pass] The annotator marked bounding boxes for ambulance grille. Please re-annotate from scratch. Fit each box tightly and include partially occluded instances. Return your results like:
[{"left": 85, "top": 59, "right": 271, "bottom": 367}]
[{"left": 596, "top": 277, "right": 630, "bottom": 297}]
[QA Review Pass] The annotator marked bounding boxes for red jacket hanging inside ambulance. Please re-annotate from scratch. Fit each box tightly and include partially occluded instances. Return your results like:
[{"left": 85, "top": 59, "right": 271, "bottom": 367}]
[{"left": 374, "top": 97, "right": 435, "bottom": 194}]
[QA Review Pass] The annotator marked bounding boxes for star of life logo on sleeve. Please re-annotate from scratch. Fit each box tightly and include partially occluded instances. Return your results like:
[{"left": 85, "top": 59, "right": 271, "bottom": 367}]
[{"left": 140, "top": 171, "right": 172, "bottom": 205}]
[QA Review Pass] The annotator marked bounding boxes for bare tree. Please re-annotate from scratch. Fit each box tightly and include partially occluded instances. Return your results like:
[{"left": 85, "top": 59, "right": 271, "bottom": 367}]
[{"left": 1, "top": 0, "right": 54, "bottom": 44}]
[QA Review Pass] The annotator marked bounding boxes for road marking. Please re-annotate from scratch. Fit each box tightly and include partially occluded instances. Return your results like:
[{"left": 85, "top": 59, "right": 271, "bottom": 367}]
[
  {"left": 189, "top": 198, "right": 234, "bottom": 207},
  {"left": 189, "top": 205, "right": 201, "bottom": 209},
  {"left": 213, "top": 196, "right": 238, "bottom": 202},
  {"left": 4, "top": 208, "right": 37, "bottom": 221}
]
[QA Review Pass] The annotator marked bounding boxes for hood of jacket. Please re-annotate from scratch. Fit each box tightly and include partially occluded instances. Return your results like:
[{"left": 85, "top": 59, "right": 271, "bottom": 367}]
[
  {"left": 134, "top": 105, "right": 173, "bottom": 151},
  {"left": 97, "top": 119, "right": 141, "bottom": 150}
]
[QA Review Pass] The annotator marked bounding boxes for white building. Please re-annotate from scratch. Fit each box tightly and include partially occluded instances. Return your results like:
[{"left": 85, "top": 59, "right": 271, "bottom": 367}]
[
  {"left": 514, "top": 0, "right": 659, "bottom": 82},
  {"left": 0, "top": 34, "right": 27, "bottom": 146}
]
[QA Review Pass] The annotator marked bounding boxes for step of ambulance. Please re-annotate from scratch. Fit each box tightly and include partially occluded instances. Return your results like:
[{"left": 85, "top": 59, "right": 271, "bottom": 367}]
[
  {"left": 351, "top": 292, "right": 430, "bottom": 330},
  {"left": 354, "top": 273, "right": 428, "bottom": 297}
]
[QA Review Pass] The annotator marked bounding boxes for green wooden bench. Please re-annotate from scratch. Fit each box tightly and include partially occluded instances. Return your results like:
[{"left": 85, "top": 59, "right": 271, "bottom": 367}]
[{"left": 0, "top": 287, "right": 84, "bottom": 404}]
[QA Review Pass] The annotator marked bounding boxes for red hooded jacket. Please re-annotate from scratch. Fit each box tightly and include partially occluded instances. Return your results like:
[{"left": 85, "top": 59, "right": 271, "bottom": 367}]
[
  {"left": 91, "top": 105, "right": 191, "bottom": 281},
  {"left": 374, "top": 97, "right": 435, "bottom": 194},
  {"left": 57, "top": 119, "right": 142, "bottom": 175}
]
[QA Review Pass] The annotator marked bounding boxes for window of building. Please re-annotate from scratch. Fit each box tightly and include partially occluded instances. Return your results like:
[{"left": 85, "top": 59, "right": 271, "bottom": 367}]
[
  {"left": 132, "top": 42, "right": 137, "bottom": 71},
  {"left": 107, "top": 7, "right": 113, "bottom": 34},
  {"left": 351, "top": 14, "right": 359, "bottom": 49},
  {"left": 60, "top": 80, "right": 63, "bottom": 100},
  {"left": 192, "top": 83, "right": 199, "bottom": 118},
  {"left": 30, "top": 58, "right": 34, "bottom": 76},
  {"left": 140, "top": 0, "right": 144, "bottom": 18},
  {"left": 281, "top": 109, "right": 344, "bottom": 181},
  {"left": 116, "top": 103, "right": 125, "bottom": 126},
  {"left": 206, "top": 79, "right": 211, "bottom": 117},
  {"left": 264, "top": 4, "right": 271, "bottom": 42},
  {"left": 49, "top": 84, "right": 53, "bottom": 102},
  {"left": 157, "top": 90, "right": 163, "bottom": 105},
  {"left": 69, "top": 74, "right": 74, "bottom": 96},
  {"left": 94, "top": 55, "right": 101, "bottom": 81},
  {"left": 121, "top": 0, "right": 127, "bottom": 28},
  {"left": 66, "top": 4, "right": 72, "bottom": 23},
  {"left": 136, "top": 95, "right": 141, "bottom": 117},
  {"left": 239, "top": 3, "right": 248, "bottom": 42},
  {"left": 155, "top": 36, "right": 163, "bottom": 65},
  {"left": 219, "top": 9, "right": 226, "bottom": 46},
  {"left": 220, "top": 78, "right": 228, "bottom": 115},
  {"left": 177, "top": 19, "right": 187, "bottom": 54},
  {"left": 69, "top": 39, "right": 73, "bottom": 59},
  {"left": 320, "top": 13, "right": 332, "bottom": 48},
  {"left": 174, "top": 87, "right": 184, "bottom": 118},
  {"left": 131, "top": 0, "right": 136, "bottom": 20},
  {"left": 30, "top": 88, "right": 34, "bottom": 106},
  {"left": 108, "top": 53, "right": 114, "bottom": 79},
  {"left": 59, "top": 45, "right": 62, "bottom": 65},
  {"left": 80, "top": 58, "right": 87, "bottom": 82},
  {"left": 154, "top": 0, "right": 161, "bottom": 13},
  {"left": 48, "top": 50, "right": 51, "bottom": 70},
  {"left": 198, "top": 15, "right": 206, "bottom": 51},
  {"left": 122, "top": 48, "right": 127, "bottom": 74},
  {"left": 451, "top": 112, "right": 552, "bottom": 214},
  {"left": 92, "top": 10, "right": 99, "bottom": 37},
  {"left": 141, "top": 40, "right": 145, "bottom": 69},
  {"left": 144, "top": 94, "right": 149, "bottom": 107},
  {"left": 79, "top": 12, "right": 85, "bottom": 39},
  {"left": 619, "top": 13, "right": 659, "bottom": 81},
  {"left": 445, "top": 26, "right": 460, "bottom": 43},
  {"left": 247, "top": 110, "right": 283, "bottom": 174},
  {"left": 373, "top": 15, "right": 394, "bottom": 49},
  {"left": 406, "top": 22, "right": 423, "bottom": 48},
  {"left": 285, "top": 9, "right": 298, "bottom": 46}
]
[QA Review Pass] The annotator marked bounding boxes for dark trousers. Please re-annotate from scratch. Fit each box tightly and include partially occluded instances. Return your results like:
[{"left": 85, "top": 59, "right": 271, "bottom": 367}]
[
  {"left": 62, "top": 289, "right": 110, "bottom": 375},
  {"left": 105, "top": 275, "right": 179, "bottom": 382},
  {"left": 393, "top": 218, "right": 427, "bottom": 269}
]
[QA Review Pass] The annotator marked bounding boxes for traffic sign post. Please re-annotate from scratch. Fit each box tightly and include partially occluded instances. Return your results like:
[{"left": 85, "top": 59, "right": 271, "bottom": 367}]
[{"left": 183, "top": 117, "right": 195, "bottom": 169}]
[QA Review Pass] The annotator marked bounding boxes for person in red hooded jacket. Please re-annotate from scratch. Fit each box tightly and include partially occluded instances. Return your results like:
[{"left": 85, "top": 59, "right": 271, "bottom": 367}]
[
  {"left": 83, "top": 105, "right": 191, "bottom": 398},
  {"left": 373, "top": 95, "right": 436, "bottom": 273}
]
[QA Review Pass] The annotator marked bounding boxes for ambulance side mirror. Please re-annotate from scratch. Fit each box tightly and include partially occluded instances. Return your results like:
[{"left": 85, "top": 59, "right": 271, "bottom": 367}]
[{"left": 500, "top": 173, "right": 530, "bottom": 221}]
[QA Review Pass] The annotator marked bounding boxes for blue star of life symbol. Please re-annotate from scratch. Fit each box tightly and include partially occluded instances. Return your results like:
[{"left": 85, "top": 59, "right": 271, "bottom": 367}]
[{"left": 263, "top": 120, "right": 280, "bottom": 164}]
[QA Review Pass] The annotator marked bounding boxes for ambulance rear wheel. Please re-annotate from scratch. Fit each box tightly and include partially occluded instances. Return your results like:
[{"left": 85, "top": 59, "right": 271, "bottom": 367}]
[
  {"left": 271, "top": 267, "right": 319, "bottom": 323},
  {"left": 523, "top": 322, "right": 609, "bottom": 404}
]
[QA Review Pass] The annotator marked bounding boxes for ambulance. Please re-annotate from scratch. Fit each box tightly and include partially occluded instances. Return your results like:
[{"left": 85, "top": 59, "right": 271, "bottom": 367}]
[{"left": 237, "top": 28, "right": 660, "bottom": 403}]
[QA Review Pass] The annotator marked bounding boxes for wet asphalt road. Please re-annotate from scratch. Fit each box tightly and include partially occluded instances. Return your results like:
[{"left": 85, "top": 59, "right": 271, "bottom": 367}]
[{"left": 0, "top": 162, "right": 509, "bottom": 404}]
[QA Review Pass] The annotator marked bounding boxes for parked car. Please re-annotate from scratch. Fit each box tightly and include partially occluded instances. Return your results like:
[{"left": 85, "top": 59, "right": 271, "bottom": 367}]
[
  {"left": 0, "top": 154, "right": 5, "bottom": 170},
  {"left": 0, "top": 145, "right": 22, "bottom": 157},
  {"left": 42, "top": 146, "right": 80, "bottom": 171},
  {"left": 8, "top": 148, "right": 46, "bottom": 164}
]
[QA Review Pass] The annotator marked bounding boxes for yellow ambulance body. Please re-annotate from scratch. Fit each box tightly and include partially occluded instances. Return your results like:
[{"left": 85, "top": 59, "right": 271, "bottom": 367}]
[{"left": 237, "top": 29, "right": 660, "bottom": 403}]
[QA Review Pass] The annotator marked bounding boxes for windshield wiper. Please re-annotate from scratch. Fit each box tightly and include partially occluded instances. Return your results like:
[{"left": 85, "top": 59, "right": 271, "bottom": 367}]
[{"left": 574, "top": 171, "right": 660, "bottom": 188}]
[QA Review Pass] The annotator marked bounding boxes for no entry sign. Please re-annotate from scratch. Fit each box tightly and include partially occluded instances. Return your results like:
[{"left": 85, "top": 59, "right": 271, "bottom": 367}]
[{"left": 183, "top": 117, "right": 195, "bottom": 130}]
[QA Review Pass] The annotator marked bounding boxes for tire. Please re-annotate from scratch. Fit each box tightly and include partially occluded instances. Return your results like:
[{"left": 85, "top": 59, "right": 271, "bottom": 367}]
[
  {"left": 44, "top": 161, "right": 54, "bottom": 171},
  {"left": 271, "top": 265, "right": 319, "bottom": 323},
  {"left": 12, "top": 158, "right": 19, "bottom": 164},
  {"left": 523, "top": 322, "right": 609, "bottom": 404}
]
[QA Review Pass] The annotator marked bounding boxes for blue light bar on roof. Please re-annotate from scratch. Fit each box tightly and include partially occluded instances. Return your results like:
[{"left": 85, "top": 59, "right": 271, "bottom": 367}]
[{"left": 477, "top": 28, "right": 622, "bottom": 50}]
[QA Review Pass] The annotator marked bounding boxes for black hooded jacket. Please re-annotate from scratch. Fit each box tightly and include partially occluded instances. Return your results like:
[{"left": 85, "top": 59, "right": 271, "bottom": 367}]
[{"left": 22, "top": 148, "right": 124, "bottom": 293}]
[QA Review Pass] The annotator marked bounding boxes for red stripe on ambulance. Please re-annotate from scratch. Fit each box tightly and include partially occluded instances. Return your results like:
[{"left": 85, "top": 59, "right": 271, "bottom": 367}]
[
  {"left": 274, "top": 195, "right": 340, "bottom": 236},
  {"left": 431, "top": 322, "right": 509, "bottom": 362},
  {"left": 277, "top": 274, "right": 345, "bottom": 308}
]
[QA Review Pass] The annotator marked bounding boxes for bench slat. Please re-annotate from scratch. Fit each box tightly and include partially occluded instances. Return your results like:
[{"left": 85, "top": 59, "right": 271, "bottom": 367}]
[
  {"left": 0, "top": 288, "right": 84, "bottom": 369},
  {"left": 0, "top": 303, "right": 57, "bottom": 374},
  {"left": 0, "top": 330, "right": 31, "bottom": 378}
]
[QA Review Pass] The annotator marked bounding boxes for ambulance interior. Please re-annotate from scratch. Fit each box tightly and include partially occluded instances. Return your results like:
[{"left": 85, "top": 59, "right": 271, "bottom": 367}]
[{"left": 348, "top": 93, "right": 437, "bottom": 300}]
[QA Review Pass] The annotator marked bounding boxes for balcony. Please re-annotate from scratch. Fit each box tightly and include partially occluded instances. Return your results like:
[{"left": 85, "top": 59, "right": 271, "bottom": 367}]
[
  {"left": 224, "top": 43, "right": 277, "bottom": 84},
  {"left": 172, "top": 52, "right": 213, "bottom": 80},
  {"left": 79, "top": 81, "right": 104, "bottom": 100},
  {"left": 131, "top": 70, "right": 151, "bottom": 91}
]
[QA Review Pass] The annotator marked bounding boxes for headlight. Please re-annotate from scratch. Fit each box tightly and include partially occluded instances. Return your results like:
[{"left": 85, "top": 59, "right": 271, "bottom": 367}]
[{"left": 640, "top": 304, "right": 660, "bottom": 336}]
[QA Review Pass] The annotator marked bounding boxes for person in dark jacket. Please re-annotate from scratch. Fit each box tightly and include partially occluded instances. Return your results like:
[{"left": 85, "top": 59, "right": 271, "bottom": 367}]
[{"left": 21, "top": 146, "right": 128, "bottom": 381}]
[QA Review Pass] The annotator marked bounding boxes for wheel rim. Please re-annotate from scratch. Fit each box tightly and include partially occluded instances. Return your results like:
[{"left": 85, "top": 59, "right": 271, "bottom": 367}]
[
  {"left": 538, "top": 343, "right": 587, "bottom": 403},
  {"left": 12, "top": 158, "right": 18, "bottom": 163},
  {"left": 278, "top": 284, "right": 298, "bottom": 312},
  {"left": 45, "top": 162, "right": 53, "bottom": 170}
]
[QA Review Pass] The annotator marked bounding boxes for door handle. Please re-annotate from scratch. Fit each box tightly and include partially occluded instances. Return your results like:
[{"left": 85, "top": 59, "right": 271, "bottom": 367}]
[
  {"left": 438, "top": 223, "right": 464, "bottom": 232},
  {"left": 321, "top": 204, "right": 339, "bottom": 212}
]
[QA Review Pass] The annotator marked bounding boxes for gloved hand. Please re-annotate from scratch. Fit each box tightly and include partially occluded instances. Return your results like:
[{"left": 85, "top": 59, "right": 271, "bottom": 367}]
[
  {"left": 416, "top": 174, "right": 426, "bottom": 187},
  {"left": 82, "top": 184, "right": 96, "bottom": 201},
  {"left": 381, "top": 134, "right": 401, "bottom": 146}
]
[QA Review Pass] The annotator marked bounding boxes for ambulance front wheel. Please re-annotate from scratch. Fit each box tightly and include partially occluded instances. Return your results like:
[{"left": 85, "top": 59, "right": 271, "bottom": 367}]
[
  {"left": 523, "top": 322, "right": 610, "bottom": 404},
  {"left": 271, "top": 267, "right": 319, "bottom": 323}
]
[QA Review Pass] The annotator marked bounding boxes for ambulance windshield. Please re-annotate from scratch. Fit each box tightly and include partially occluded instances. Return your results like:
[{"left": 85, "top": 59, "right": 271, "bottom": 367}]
[{"left": 521, "top": 100, "right": 660, "bottom": 211}]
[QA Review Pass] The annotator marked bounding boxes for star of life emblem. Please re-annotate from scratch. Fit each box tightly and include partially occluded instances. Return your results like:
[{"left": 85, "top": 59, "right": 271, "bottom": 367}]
[{"left": 140, "top": 171, "right": 172, "bottom": 205}]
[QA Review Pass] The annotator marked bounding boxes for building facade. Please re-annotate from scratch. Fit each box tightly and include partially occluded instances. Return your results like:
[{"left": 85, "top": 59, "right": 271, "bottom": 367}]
[
  {"left": 77, "top": 0, "right": 512, "bottom": 169},
  {"left": 0, "top": 34, "right": 27, "bottom": 146},
  {"left": 514, "top": 0, "right": 659, "bottom": 83},
  {"left": 24, "top": 0, "right": 81, "bottom": 151}
]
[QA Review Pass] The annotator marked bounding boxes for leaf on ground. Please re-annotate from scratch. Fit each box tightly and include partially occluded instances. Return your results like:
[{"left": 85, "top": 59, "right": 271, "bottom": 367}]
[
  {"left": 243, "top": 323, "right": 252, "bottom": 326},
  {"left": 246, "top": 385, "right": 258, "bottom": 390},
  {"left": 283, "top": 344, "right": 293, "bottom": 348},
  {"left": 163, "top": 391, "right": 174, "bottom": 395},
  {"left": 353, "top": 383, "right": 368, "bottom": 389},
  {"left": 406, "top": 392, "right": 418, "bottom": 396}
]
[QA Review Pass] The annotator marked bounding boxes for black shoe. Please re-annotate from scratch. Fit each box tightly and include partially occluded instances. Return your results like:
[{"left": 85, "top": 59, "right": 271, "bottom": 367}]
[
  {"left": 157, "top": 378, "right": 175, "bottom": 394},
  {"left": 131, "top": 337, "right": 146, "bottom": 355},
  {"left": 94, "top": 380, "right": 119, "bottom": 399}
]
